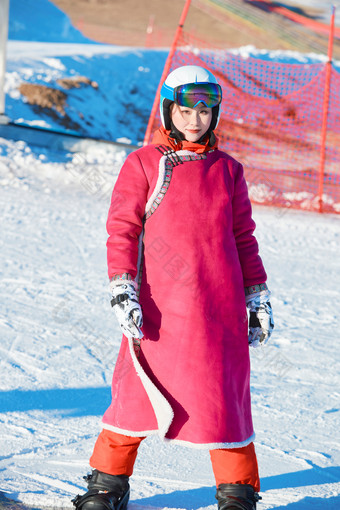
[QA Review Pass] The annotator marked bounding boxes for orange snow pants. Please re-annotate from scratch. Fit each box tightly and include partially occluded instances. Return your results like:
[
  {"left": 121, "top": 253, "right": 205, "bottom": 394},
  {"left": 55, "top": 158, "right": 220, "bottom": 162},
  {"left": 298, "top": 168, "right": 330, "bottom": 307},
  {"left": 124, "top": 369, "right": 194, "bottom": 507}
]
[{"left": 90, "top": 429, "right": 260, "bottom": 492}]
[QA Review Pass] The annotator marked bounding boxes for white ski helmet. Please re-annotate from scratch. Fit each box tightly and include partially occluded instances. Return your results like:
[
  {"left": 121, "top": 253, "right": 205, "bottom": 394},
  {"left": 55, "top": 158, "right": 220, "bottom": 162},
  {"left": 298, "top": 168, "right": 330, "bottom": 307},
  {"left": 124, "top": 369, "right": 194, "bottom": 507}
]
[{"left": 160, "top": 65, "right": 222, "bottom": 131}]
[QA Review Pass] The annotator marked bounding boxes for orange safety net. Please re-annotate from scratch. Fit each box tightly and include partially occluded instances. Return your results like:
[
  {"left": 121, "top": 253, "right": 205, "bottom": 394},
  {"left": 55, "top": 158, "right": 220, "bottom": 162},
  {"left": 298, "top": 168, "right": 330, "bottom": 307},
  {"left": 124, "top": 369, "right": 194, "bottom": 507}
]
[{"left": 146, "top": 30, "right": 340, "bottom": 214}]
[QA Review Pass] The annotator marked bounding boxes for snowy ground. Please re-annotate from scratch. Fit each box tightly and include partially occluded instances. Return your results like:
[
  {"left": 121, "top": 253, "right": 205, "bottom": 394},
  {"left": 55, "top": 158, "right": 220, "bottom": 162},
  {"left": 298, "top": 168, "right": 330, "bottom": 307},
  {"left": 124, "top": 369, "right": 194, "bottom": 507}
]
[
  {"left": 1, "top": 1, "right": 340, "bottom": 507},
  {"left": 0, "top": 135, "right": 339, "bottom": 509}
]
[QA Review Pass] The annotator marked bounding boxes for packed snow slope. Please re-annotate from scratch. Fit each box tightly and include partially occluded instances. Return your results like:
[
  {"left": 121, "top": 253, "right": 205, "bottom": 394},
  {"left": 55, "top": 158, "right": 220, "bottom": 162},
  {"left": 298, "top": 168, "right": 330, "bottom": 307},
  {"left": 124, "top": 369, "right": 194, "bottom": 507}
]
[
  {"left": 0, "top": 134, "right": 340, "bottom": 510},
  {"left": 2, "top": 1, "right": 340, "bottom": 508}
]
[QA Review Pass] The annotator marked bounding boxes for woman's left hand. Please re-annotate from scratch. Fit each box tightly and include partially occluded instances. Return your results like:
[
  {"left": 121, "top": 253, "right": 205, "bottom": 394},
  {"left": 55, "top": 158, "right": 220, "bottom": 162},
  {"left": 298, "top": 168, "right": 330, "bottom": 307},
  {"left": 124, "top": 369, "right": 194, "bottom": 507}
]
[
  {"left": 248, "top": 301, "right": 274, "bottom": 347},
  {"left": 246, "top": 286, "right": 274, "bottom": 348}
]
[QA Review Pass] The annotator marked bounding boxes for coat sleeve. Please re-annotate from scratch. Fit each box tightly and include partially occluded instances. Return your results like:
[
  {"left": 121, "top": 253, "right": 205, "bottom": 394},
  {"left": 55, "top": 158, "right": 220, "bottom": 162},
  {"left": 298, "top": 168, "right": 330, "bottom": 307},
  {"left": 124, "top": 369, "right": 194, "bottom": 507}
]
[
  {"left": 106, "top": 151, "right": 150, "bottom": 279},
  {"left": 232, "top": 162, "right": 267, "bottom": 287}
]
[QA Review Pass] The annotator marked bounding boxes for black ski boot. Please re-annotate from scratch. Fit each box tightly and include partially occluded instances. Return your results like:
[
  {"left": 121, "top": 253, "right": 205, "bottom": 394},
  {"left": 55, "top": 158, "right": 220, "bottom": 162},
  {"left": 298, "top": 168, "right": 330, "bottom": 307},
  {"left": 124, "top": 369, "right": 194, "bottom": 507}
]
[
  {"left": 72, "top": 470, "right": 130, "bottom": 510},
  {"left": 215, "top": 483, "right": 261, "bottom": 510}
]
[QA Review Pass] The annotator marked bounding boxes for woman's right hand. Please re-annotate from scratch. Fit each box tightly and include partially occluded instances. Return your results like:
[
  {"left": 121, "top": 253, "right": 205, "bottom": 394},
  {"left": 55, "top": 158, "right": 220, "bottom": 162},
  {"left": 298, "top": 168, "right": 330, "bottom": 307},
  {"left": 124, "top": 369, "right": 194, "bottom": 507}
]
[{"left": 110, "top": 280, "right": 143, "bottom": 339}]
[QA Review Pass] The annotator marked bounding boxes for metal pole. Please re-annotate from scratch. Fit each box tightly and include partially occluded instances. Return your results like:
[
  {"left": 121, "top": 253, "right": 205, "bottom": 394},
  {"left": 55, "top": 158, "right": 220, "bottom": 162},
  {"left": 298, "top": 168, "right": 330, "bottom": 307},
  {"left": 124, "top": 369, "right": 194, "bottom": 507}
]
[
  {"left": 0, "top": 0, "right": 9, "bottom": 121},
  {"left": 318, "top": 5, "right": 335, "bottom": 213},
  {"left": 143, "top": 0, "right": 192, "bottom": 146}
]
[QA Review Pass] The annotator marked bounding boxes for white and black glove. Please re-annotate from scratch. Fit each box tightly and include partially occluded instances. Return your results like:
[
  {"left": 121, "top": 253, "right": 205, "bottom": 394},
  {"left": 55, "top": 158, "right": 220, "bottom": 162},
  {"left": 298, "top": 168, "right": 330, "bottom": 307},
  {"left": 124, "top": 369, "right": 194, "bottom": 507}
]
[
  {"left": 110, "top": 280, "right": 143, "bottom": 339},
  {"left": 246, "top": 288, "right": 274, "bottom": 348}
]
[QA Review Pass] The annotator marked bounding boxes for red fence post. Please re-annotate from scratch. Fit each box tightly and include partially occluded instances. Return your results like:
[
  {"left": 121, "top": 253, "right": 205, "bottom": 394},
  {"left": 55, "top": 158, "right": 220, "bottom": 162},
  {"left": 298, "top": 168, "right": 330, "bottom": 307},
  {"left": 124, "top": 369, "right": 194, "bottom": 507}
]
[
  {"left": 143, "top": 0, "right": 192, "bottom": 146},
  {"left": 318, "top": 5, "right": 335, "bottom": 213}
]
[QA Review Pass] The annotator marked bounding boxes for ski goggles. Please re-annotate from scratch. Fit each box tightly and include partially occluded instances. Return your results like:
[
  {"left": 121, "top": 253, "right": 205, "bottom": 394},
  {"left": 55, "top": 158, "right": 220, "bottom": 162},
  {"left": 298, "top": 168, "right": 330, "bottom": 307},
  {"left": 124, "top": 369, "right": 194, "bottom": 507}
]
[{"left": 162, "top": 82, "right": 222, "bottom": 109}]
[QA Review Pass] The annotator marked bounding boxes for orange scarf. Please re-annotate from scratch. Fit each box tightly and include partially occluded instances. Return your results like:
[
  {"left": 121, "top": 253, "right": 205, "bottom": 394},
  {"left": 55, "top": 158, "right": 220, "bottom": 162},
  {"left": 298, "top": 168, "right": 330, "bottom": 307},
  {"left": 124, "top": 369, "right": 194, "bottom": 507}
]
[{"left": 151, "top": 127, "right": 218, "bottom": 154}]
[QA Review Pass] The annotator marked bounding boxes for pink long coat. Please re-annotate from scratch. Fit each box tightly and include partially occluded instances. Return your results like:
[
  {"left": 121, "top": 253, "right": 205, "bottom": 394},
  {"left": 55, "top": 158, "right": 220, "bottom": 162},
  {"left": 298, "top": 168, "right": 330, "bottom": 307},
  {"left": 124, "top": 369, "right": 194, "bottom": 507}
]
[{"left": 102, "top": 142, "right": 267, "bottom": 449}]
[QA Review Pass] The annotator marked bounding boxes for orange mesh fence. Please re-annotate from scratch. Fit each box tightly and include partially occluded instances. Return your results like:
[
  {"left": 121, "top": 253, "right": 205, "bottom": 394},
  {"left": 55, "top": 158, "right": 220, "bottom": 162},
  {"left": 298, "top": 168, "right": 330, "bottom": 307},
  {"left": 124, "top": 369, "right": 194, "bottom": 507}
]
[{"left": 146, "top": 30, "right": 340, "bottom": 214}]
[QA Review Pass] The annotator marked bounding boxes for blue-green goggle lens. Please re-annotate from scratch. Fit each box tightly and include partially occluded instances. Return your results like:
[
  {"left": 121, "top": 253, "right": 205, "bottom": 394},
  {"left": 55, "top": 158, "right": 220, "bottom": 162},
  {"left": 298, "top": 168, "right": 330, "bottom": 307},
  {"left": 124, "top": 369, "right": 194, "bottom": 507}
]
[{"left": 174, "top": 83, "right": 222, "bottom": 108}]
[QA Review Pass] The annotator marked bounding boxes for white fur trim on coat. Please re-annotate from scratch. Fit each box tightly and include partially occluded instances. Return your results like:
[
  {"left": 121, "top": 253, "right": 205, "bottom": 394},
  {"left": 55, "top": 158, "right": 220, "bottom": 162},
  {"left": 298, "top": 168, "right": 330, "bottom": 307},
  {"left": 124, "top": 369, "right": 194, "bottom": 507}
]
[
  {"left": 127, "top": 337, "right": 174, "bottom": 439},
  {"left": 145, "top": 155, "right": 167, "bottom": 214}
]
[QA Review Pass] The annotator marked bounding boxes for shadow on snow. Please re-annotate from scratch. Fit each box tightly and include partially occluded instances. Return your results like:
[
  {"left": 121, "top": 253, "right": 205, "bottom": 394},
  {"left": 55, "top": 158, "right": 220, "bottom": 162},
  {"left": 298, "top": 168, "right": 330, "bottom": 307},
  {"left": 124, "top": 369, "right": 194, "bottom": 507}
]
[
  {"left": 0, "top": 387, "right": 111, "bottom": 417},
  {"left": 0, "top": 388, "right": 339, "bottom": 508},
  {"left": 273, "top": 495, "right": 340, "bottom": 509},
  {"left": 132, "top": 464, "right": 340, "bottom": 509}
]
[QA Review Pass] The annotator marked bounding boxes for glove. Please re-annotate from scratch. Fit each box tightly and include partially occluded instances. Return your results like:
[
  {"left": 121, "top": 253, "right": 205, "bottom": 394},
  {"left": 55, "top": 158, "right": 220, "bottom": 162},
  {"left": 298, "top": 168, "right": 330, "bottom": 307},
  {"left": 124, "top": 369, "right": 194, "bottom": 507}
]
[
  {"left": 110, "top": 279, "right": 143, "bottom": 339},
  {"left": 246, "top": 287, "right": 274, "bottom": 348}
]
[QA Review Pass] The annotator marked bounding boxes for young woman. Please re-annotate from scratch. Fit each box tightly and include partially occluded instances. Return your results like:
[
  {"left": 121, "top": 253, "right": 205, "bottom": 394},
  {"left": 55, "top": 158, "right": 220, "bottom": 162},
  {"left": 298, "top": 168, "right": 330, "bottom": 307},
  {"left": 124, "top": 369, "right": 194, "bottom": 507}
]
[{"left": 72, "top": 65, "right": 274, "bottom": 510}]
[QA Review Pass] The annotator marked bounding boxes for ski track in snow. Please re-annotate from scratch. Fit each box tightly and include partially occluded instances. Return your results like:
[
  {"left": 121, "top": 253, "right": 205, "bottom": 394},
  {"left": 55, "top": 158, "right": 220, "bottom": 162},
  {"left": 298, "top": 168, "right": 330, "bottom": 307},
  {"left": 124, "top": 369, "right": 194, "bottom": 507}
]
[{"left": 0, "top": 134, "right": 339, "bottom": 510}]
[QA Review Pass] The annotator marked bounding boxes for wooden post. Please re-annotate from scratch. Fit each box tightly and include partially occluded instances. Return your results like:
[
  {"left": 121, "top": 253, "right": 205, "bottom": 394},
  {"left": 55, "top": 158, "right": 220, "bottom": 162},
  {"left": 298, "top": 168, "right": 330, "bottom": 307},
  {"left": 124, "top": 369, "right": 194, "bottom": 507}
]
[
  {"left": 318, "top": 5, "right": 335, "bottom": 212},
  {"left": 143, "top": 0, "right": 192, "bottom": 146},
  {"left": 0, "top": 0, "right": 9, "bottom": 120}
]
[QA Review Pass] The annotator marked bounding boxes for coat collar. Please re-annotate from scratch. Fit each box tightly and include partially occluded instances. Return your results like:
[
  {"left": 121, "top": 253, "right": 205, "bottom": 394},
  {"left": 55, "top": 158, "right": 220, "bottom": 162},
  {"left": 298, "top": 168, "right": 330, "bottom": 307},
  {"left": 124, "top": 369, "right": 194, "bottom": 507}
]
[{"left": 151, "top": 127, "right": 218, "bottom": 154}]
